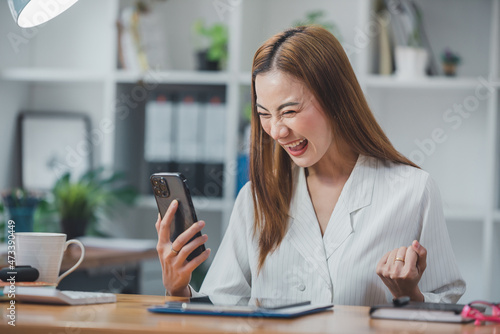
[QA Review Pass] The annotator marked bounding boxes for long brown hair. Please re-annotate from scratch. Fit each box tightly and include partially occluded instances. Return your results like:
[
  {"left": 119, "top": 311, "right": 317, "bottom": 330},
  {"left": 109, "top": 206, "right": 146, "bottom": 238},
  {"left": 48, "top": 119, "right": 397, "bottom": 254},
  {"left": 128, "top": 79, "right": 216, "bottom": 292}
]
[{"left": 250, "top": 26, "right": 417, "bottom": 271}]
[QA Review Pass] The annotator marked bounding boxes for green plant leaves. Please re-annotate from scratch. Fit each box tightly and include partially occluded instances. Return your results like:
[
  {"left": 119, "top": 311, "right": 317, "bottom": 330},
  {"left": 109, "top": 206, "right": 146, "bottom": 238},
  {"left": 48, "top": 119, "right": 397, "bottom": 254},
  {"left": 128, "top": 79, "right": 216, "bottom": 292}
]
[
  {"left": 51, "top": 168, "right": 139, "bottom": 232},
  {"left": 192, "top": 19, "right": 228, "bottom": 63}
]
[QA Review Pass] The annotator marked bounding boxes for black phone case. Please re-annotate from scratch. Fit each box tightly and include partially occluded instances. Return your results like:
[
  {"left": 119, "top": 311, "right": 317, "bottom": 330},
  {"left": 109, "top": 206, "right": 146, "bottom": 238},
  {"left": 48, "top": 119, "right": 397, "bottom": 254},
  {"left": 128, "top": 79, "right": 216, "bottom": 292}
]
[{"left": 151, "top": 172, "right": 206, "bottom": 261}]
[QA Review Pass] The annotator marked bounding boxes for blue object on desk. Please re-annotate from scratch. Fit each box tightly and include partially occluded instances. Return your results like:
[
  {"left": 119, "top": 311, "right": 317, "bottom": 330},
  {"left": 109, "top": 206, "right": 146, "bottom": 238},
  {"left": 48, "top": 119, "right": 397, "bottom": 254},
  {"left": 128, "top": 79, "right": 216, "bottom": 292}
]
[{"left": 148, "top": 301, "right": 333, "bottom": 318}]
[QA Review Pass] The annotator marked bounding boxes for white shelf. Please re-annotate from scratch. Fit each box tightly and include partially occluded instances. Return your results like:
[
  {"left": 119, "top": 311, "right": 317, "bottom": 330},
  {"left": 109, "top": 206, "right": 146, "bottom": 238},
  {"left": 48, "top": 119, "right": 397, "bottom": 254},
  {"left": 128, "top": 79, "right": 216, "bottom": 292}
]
[
  {"left": 0, "top": 68, "right": 106, "bottom": 83},
  {"left": 114, "top": 70, "right": 230, "bottom": 85},
  {"left": 363, "top": 75, "right": 484, "bottom": 90},
  {"left": 138, "top": 195, "right": 227, "bottom": 213}
]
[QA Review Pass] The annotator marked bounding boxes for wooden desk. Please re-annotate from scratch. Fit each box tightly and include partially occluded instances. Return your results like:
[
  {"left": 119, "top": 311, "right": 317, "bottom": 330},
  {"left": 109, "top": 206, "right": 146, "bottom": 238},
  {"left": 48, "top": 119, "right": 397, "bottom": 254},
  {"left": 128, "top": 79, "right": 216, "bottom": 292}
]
[{"left": 1, "top": 294, "right": 498, "bottom": 334}]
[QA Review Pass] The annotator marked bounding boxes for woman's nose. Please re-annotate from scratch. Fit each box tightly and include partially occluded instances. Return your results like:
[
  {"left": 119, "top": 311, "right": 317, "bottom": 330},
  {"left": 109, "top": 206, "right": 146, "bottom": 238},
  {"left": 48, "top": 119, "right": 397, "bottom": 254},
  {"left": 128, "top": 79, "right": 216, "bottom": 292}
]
[{"left": 270, "top": 120, "right": 289, "bottom": 140}]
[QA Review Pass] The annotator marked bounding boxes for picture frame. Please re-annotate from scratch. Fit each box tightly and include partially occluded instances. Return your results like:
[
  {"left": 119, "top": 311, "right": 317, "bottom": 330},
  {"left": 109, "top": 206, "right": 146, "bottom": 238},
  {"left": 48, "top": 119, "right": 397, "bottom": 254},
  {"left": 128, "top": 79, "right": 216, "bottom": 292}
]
[{"left": 17, "top": 111, "right": 93, "bottom": 190}]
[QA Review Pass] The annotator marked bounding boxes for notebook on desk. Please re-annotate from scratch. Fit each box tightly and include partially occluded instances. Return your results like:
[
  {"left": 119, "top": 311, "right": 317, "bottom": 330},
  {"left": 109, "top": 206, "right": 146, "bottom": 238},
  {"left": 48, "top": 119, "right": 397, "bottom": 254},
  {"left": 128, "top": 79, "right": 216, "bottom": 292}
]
[
  {"left": 369, "top": 301, "right": 474, "bottom": 323},
  {"left": 148, "top": 295, "right": 334, "bottom": 318}
]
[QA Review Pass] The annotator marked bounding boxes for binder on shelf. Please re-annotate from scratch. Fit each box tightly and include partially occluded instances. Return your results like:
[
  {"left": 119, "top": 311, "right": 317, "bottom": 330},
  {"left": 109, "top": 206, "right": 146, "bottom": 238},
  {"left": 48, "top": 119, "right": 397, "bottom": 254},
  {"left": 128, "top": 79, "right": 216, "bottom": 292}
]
[
  {"left": 176, "top": 95, "right": 202, "bottom": 162},
  {"left": 144, "top": 90, "right": 227, "bottom": 199},
  {"left": 175, "top": 94, "right": 204, "bottom": 196},
  {"left": 144, "top": 93, "right": 176, "bottom": 194},
  {"left": 203, "top": 95, "right": 226, "bottom": 162},
  {"left": 144, "top": 93, "right": 175, "bottom": 162},
  {"left": 201, "top": 95, "right": 226, "bottom": 198}
]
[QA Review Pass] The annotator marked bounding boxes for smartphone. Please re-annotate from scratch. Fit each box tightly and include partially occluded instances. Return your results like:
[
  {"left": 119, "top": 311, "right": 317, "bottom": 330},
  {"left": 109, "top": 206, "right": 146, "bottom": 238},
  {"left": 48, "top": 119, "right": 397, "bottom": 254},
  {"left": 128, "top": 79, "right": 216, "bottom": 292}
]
[{"left": 151, "top": 172, "right": 206, "bottom": 261}]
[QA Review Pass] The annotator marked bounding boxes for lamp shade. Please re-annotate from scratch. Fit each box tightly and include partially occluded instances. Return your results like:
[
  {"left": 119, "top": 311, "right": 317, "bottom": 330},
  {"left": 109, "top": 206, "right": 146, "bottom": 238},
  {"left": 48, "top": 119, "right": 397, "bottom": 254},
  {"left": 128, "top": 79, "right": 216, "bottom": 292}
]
[{"left": 8, "top": 0, "right": 79, "bottom": 28}]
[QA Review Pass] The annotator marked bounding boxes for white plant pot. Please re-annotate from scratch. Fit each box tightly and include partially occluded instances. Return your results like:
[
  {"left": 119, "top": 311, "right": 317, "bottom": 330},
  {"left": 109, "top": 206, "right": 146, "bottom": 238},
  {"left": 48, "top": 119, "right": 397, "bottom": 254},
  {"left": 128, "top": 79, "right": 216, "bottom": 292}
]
[{"left": 394, "top": 46, "right": 428, "bottom": 79}]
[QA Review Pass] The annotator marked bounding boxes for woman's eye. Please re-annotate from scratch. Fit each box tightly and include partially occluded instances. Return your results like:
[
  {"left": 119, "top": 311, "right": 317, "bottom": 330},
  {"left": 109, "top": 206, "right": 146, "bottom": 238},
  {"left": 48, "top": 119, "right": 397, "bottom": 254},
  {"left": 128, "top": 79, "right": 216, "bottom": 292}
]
[
  {"left": 257, "top": 112, "right": 271, "bottom": 118},
  {"left": 282, "top": 110, "right": 296, "bottom": 116}
]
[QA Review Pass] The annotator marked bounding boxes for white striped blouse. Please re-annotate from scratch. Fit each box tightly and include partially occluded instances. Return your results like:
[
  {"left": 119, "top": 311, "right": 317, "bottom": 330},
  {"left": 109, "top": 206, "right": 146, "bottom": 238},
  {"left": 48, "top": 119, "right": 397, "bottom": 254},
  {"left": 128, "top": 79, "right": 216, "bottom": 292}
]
[{"left": 197, "top": 155, "right": 466, "bottom": 305}]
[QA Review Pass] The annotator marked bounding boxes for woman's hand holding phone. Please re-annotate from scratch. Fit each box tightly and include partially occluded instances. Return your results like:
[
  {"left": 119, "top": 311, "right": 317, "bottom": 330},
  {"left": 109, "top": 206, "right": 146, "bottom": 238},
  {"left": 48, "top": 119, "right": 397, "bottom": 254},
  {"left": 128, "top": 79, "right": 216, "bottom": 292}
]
[{"left": 155, "top": 200, "right": 211, "bottom": 297}]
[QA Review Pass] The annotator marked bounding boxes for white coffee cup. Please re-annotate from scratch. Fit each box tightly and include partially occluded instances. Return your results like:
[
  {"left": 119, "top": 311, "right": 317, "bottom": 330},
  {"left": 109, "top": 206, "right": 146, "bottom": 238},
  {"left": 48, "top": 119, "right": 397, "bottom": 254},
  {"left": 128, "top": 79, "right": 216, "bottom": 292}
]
[{"left": 14, "top": 232, "right": 85, "bottom": 285}]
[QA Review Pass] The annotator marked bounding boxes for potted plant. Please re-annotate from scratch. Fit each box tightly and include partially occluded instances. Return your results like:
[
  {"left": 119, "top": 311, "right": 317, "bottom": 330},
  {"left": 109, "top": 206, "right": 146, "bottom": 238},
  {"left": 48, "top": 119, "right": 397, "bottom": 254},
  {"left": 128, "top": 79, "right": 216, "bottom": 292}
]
[
  {"left": 192, "top": 19, "right": 228, "bottom": 71},
  {"left": 392, "top": 3, "right": 429, "bottom": 79},
  {"left": 52, "top": 168, "right": 138, "bottom": 240},
  {"left": 441, "top": 48, "right": 461, "bottom": 76}
]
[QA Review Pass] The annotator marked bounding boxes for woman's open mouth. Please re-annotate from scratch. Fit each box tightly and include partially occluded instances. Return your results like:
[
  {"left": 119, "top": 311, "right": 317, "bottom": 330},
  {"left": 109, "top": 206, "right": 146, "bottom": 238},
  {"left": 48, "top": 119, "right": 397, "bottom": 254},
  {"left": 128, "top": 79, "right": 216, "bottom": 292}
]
[{"left": 283, "top": 138, "right": 308, "bottom": 157}]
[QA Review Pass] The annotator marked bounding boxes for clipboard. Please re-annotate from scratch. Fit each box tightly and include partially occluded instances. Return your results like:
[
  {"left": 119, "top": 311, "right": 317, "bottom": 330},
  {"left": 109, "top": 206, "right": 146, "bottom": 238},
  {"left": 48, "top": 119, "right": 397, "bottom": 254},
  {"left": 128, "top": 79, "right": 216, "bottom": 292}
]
[
  {"left": 148, "top": 299, "right": 334, "bottom": 318},
  {"left": 369, "top": 300, "right": 475, "bottom": 323}
]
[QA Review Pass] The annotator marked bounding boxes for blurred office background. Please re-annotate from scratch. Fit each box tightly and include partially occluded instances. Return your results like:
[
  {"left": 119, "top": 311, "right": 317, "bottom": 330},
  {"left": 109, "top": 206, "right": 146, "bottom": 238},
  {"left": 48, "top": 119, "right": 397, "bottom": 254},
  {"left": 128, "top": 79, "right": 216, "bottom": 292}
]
[{"left": 0, "top": 0, "right": 498, "bottom": 302}]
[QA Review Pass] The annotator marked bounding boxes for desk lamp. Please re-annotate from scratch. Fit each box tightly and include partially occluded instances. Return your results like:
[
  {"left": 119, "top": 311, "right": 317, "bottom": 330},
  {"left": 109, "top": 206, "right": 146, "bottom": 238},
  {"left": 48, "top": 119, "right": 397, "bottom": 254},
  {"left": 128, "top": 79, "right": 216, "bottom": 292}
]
[{"left": 8, "top": 0, "right": 79, "bottom": 28}]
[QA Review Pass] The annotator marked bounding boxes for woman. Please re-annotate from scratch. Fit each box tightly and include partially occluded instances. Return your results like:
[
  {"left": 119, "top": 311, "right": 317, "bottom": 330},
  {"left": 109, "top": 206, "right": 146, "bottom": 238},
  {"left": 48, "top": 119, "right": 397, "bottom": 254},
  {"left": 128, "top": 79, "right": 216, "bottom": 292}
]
[{"left": 155, "top": 26, "right": 465, "bottom": 305}]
